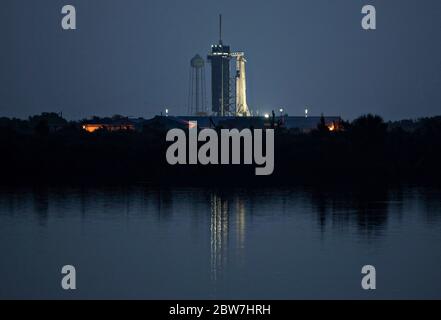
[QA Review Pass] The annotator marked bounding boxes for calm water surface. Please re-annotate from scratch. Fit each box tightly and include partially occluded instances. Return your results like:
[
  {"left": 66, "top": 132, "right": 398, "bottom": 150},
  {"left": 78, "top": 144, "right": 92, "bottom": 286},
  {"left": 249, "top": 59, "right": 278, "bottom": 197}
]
[{"left": 0, "top": 185, "right": 440, "bottom": 299}]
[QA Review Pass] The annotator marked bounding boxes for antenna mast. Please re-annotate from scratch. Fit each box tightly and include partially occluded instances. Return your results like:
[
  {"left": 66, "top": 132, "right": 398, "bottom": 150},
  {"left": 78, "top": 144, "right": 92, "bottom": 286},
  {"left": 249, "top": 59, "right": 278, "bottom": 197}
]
[{"left": 219, "top": 14, "right": 222, "bottom": 45}]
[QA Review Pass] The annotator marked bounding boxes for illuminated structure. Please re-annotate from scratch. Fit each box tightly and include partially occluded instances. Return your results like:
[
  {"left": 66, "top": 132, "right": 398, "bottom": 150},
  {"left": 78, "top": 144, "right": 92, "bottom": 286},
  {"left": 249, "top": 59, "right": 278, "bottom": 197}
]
[
  {"left": 81, "top": 116, "right": 137, "bottom": 132},
  {"left": 231, "top": 52, "right": 250, "bottom": 116},
  {"left": 207, "top": 15, "right": 231, "bottom": 116},
  {"left": 82, "top": 123, "right": 134, "bottom": 133},
  {"left": 207, "top": 15, "right": 251, "bottom": 117}
]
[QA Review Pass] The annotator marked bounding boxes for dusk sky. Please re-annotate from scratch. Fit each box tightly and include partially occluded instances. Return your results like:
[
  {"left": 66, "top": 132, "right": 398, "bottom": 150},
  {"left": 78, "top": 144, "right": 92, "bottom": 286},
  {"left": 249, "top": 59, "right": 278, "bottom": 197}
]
[{"left": 1, "top": 0, "right": 440, "bottom": 120}]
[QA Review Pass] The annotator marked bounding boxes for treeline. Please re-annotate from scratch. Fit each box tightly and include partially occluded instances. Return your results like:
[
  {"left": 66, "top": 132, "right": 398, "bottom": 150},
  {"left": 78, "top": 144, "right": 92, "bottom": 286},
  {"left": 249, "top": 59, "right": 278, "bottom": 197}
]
[
  {"left": 0, "top": 113, "right": 440, "bottom": 185},
  {"left": 276, "top": 114, "right": 441, "bottom": 183}
]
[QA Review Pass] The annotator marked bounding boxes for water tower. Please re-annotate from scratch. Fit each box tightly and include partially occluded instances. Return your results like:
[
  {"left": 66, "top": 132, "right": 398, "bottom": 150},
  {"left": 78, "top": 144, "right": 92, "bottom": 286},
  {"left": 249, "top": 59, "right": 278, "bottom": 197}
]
[{"left": 188, "top": 54, "right": 207, "bottom": 115}]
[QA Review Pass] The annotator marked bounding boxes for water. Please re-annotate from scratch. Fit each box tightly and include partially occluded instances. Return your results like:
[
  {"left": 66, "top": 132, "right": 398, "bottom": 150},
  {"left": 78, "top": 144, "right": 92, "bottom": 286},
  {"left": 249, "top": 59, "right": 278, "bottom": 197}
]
[{"left": 0, "top": 185, "right": 440, "bottom": 299}]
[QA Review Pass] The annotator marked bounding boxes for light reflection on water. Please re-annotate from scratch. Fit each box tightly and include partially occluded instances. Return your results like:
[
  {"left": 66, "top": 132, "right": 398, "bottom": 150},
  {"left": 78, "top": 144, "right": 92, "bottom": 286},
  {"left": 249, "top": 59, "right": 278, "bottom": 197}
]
[{"left": 0, "top": 185, "right": 440, "bottom": 299}]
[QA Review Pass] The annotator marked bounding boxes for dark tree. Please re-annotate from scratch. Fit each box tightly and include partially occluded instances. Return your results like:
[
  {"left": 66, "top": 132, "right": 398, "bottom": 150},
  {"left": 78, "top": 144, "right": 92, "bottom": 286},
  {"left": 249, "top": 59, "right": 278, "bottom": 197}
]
[{"left": 34, "top": 119, "right": 49, "bottom": 136}]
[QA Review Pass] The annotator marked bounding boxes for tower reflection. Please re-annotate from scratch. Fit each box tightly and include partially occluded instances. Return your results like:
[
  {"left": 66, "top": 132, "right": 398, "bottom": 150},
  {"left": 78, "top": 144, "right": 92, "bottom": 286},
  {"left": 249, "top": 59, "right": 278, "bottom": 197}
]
[
  {"left": 210, "top": 193, "right": 228, "bottom": 282},
  {"left": 210, "top": 193, "right": 247, "bottom": 283},
  {"left": 235, "top": 198, "right": 246, "bottom": 253}
]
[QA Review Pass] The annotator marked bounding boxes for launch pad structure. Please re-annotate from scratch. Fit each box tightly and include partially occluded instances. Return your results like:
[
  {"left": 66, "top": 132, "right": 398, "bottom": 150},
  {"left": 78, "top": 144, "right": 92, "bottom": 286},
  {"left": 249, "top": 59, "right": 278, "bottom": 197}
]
[{"left": 189, "top": 15, "right": 251, "bottom": 117}]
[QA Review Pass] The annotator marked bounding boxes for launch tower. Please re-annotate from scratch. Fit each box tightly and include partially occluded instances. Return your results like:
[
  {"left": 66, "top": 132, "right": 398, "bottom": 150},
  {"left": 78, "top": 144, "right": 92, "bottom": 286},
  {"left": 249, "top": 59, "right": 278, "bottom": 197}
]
[{"left": 207, "top": 15, "right": 231, "bottom": 116}]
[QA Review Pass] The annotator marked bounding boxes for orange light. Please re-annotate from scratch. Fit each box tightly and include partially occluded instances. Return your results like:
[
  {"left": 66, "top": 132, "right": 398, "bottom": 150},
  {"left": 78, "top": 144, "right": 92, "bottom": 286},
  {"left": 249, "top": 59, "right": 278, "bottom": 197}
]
[
  {"left": 188, "top": 122, "right": 197, "bottom": 129},
  {"left": 328, "top": 123, "right": 335, "bottom": 131},
  {"left": 82, "top": 124, "right": 134, "bottom": 132},
  {"left": 82, "top": 124, "right": 103, "bottom": 133}
]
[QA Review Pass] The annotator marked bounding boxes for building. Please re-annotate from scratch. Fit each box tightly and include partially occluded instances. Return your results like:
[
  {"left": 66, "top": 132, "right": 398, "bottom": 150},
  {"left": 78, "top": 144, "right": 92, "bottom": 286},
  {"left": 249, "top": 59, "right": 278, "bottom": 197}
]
[
  {"left": 144, "top": 115, "right": 342, "bottom": 132},
  {"left": 81, "top": 116, "right": 139, "bottom": 133}
]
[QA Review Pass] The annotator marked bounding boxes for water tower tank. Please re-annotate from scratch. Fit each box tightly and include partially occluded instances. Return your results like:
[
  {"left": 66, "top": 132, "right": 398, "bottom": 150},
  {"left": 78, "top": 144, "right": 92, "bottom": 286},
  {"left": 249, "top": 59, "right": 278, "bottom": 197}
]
[{"left": 191, "top": 54, "right": 205, "bottom": 68}]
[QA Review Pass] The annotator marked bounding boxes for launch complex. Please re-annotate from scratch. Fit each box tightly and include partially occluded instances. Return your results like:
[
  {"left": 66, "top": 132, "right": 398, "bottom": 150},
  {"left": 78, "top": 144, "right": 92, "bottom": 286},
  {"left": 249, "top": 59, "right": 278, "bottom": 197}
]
[
  {"left": 188, "top": 15, "right": 251, "bottom": 117},
  {"left": 83, "top": 15, "right": 342, "bottom": 133}
]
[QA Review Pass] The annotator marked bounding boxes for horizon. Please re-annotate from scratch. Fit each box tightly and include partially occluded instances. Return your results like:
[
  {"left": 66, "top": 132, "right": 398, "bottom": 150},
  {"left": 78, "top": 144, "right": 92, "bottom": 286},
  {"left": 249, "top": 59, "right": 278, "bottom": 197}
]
[{"left": 2, "top": 111, "right": 441, "bottom": 123}]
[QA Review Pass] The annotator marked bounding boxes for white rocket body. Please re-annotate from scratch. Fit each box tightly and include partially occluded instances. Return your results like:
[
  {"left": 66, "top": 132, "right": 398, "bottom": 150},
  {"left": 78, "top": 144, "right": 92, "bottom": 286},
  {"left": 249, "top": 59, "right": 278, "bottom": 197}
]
[{"left": 231, "top": 52, "right": 250, "bottom": 117}]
